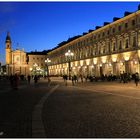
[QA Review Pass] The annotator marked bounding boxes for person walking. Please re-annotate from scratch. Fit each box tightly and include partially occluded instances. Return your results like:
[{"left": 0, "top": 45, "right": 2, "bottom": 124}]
[
  {"left": 65, "top": 74, "right": 68, "bottom": 86},
  {"left": 72, "top": 75, "right": 75, "bottom": 86},
  {"left": 9, "top": 74, "right": 14, "bottom": 88},
  {"left": 63, "top": 74, "right": 68, "bottom": 86},
  {"left": 13, "top": 73, "right": 19, "bottom": 90},
  {"left": 80, "top": 74, "right": 83, "bottom": 83},
  {"left": 27, "top": 75, "right": 31, "bottom": 84},
  {"left": 134, "top": 72, "right": 139, "bottom": 86},
  {"left": 34, "top": 75, "right": 38, "bottom": 84}
]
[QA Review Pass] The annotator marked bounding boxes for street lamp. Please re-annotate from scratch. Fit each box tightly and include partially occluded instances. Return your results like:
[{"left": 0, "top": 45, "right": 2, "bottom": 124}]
[
  {"left": 45, "top": 58, "right": 51, "bottom": 80},
  {"left": 65, "top": 50, "right": 74, "bottom": 80},
  {"left": 29, "top": 67, "right": 33, "bottom": 75},
  {"left": 7, "top": 64, "right": 9, "bottom": 76},
  {"left": 33, "top": 63, "right": 38, "bottom": 75}
]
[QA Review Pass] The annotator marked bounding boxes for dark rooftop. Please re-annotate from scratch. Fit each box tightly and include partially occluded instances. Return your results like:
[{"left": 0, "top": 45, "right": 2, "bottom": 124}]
[
  {"left": 103, "top": 22, "right": 110, "bottom": 26},
  {"left": 113, "top": 17, "right": 120, "bottom": 22},
  {"left": 124, "top": 11, "right": 132, "bottom": 17},
  {"left": 95, "top": 26, "right": 101, "bottom": 29},
  {"left": 27, "top": 50, "right": 50, "bottom": 55}
]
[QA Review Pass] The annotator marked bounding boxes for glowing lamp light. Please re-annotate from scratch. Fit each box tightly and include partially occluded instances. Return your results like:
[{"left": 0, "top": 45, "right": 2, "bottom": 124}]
[
  {"left": 86, "top": 61, "right": 90, "bottom": 65},
  {"left": 125, "top": 56, "right": 129, "bottom": 61},
  {"left": 112, "top": 57, "right": 117, "bottom": 62},
  {"left": 80, "top": 60, "right": 83, "bottom": 66},
  {"left": 93, "top": 59, "right": 97, "bottom": 65},
  {"left": 34, "top": 63, "right": 38, "bottom": 67},
  {"left": 120, "top": 62, "right": 124, "bottom": 66},
  {"left": 100, "top": 64, "right": 102, "bottom": 67},
  {"left": 101, "top": 56, "right": 107, "bottom": 64},
  {"left": 37, "top": 67, "right": 40, "bottom": 71},
  {"left": 29, "top": 68, "right": 33, "bottom": 71},
  {"left": 45, "top": 58, "right": 51, "bottom": 63},
  {"left": 134, "top": 60, "right": 138, "bottom": 64},
  {"left": 94, "top": 61, "right": 97, "bottom": 65},
  {"left": 102, "top": 58, "right": 106, "bottom": 64},
  {"left": 86, "top": 59, "right": 90, "bottom": 65},
  {"left": 65, "top": 50, "right": 74, "bottom": 56}
]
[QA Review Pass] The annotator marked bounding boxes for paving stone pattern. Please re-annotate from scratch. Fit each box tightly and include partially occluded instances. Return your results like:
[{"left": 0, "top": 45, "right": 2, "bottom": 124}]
[
  {"left": 43, "top": 84, "right": 140, "bottom": 138},
  {"left": 0, "top": 79, "right": 51, "bottom": 138}
]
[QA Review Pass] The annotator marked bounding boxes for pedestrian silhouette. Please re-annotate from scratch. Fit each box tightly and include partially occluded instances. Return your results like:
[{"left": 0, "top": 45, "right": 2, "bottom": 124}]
[
  {"left": 27, "top": 75, "right": 31, "bottom": 84},
  {"left": 134, "top": 72, "right": 139, "bottom": 86}
]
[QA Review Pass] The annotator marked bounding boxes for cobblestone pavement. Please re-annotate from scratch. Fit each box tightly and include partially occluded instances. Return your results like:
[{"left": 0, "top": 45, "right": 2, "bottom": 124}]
[
  {"left": 0, "top": 78, "right": 54, "bottom": 138},
  {"left": 1, "top": 77, "right": 140, "bottom": 138},
  {"left": 42, "top": 78, "right": 140, "bottom": 138}
]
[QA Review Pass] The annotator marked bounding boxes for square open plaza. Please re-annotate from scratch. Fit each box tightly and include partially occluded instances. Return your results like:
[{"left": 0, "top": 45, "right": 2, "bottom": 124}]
[
  {"left": 3, "top": 4, "right": 140, "bottom": 79},
  {"left": 1, "top": 2, "right": 140, "bottom": 138}
]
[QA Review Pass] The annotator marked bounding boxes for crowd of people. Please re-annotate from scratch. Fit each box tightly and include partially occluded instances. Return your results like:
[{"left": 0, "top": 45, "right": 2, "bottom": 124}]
[
  {"left": 62, "top": 72, "right": 140, "bottom": 86},
  {"left": 7, "top": 74, "right": 44, "bottom": 89},
  {"left": 1, "top": 71, "right": 140, "bottom": 90}
]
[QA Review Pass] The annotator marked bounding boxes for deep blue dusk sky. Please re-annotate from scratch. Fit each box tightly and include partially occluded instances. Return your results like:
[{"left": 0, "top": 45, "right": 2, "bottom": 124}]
[{"left": 0, "top": 1, "right": 140, "bottom": 64}]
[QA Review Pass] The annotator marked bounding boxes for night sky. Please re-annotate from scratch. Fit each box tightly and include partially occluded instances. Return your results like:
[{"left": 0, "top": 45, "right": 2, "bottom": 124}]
[{"left": 0, "top": 1, "right": 140, "bottom": 65}]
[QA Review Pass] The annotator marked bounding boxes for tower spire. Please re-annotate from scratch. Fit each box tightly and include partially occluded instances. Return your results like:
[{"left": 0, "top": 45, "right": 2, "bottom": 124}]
[
  {"left": 5, "top": 32, "right": 11, "bottom": 50},
  {"left": 5, "top": 31, "right": 11, "bottom": 44}
]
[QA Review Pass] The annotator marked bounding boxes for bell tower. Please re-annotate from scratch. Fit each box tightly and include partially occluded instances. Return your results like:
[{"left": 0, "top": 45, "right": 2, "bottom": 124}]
[{"left": 5, "top": 32, "right": 11, "bottom": 64}]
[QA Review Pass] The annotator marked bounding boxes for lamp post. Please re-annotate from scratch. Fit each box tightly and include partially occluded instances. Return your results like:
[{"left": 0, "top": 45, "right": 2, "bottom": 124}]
[
  {"left": 33, "top": 63, "right": 38, "bottom": 75},
  {"left": 65, "top": 50, "right": 74, "bottom": 80},
  {"left": 29, "top": 67, "right": 33, "bottom": 75},
  {"left": 7, "top": 64, "right": 9, "bottom": 76},
  {"left": 45, "top": 58, "right": 51, "bottom": 80}
]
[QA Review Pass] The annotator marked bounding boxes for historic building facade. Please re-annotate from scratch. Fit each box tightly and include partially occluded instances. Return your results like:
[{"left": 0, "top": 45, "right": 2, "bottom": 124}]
[
  {"left": 27, "top": 51, "right": 47, "bottom": 76},
  {"left": 5, "top": 32, "right": 47, "bottom": 76},
  {"left": 47, "top": 7, "right": 140, "bottom": 77},
  {"left": 5, "top": 32, "right": 28, "bottom": 76}
]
